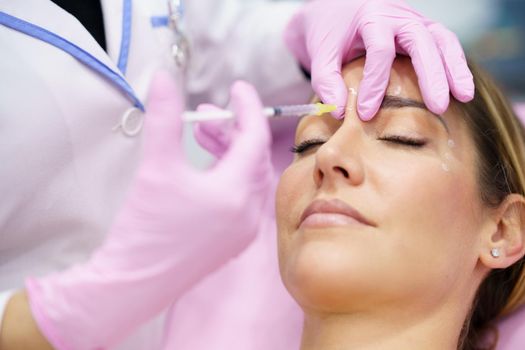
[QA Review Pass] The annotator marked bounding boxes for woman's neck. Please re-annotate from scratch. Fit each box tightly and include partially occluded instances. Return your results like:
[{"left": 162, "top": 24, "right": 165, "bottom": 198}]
[{"left": 300, "top": 302, "right": 466, "bottom": 350}]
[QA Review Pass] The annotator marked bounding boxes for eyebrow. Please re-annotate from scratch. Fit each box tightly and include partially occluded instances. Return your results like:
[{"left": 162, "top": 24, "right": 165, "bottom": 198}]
[{"left": 380, "top": 95, "right": 449, "bottom": 133}]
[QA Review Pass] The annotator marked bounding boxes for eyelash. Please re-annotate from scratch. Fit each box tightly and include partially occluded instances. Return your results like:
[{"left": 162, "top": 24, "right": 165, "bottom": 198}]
[
  {"left": 291, "top": 135, "right": 427, "bottom": 154},
  {"left": 377, "top": 135, "right": 427, "bottom": 148},
  {"left": 290, "top": 139, "right": 326, "bottom": 153}
]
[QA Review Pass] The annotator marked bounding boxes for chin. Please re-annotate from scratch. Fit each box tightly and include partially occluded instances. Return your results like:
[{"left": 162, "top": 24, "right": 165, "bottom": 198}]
[{"left": 281, "top": 240, "right": 373, "bottom": 313}]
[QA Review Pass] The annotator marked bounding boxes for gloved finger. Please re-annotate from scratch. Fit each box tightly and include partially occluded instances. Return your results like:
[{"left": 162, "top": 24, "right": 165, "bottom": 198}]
[
  {"left": 141, "top": 71, "right": 185, "bottom": 169},
  {"left": 193, "top": 104, "right": 234, "bottom": 158},
  {"left": 219, "top": 81, "right": 272, "bottom": 173},
  {"left": 396, "top": 22, "right": 450, "bottom": 115},
  {"left": 356, "top": 22, "right": 396, "bottom": 121},
  {"left": 310, "top": 53, "right": 348, "bottom": 119},
  {"left": 428, "top": 23, "right": 474, "bottom": 103}
]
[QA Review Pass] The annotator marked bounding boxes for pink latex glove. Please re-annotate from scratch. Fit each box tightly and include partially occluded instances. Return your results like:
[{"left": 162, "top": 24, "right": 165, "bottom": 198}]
[
  {"left": 193, "top": 105, "right": 236, "bottom": 158},
  {"left": 284, "top": 0, "right": 475, "bottom": 120},
  {"left": 498, "top": 305, "right": 525, "bottom": 349},
  {"left": 25, "top": 74, "right": 273, "bottom": 350}
]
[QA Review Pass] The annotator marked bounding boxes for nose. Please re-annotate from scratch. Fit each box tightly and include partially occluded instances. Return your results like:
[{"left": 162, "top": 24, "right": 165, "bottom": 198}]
[{"left": 313, "top": 131, "right": 365, "bottom": 189}]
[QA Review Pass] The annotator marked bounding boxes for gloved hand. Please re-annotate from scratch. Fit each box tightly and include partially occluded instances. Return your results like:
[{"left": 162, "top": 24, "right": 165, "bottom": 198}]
[
  {"left": 25, "top": 74, "right": 273, "bottom": 350},
  {"left": 193, "top": 105, "right": 238, "bottom": 159},
  {"left": 284, "top": 0, "right": 475, "bottom": 120}
]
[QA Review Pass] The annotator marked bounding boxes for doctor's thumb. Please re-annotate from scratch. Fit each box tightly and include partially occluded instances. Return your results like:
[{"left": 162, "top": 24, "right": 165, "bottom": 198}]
[
  {"left": 142, "top": 71, "right": 185, "bottom": 167},
  {"left": 193, "top": 104, "right": 234, "bottom": 159}
]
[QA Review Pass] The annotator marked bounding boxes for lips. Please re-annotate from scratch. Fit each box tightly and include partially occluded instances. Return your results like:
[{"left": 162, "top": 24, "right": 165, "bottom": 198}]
[{"left": 299, "top": 198, "right": 375, "bottom": 229}]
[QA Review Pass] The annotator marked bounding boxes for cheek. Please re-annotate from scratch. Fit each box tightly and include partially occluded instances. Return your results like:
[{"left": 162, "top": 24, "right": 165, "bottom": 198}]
[
  {"left": 375, "top": 158, "right": 483, "bottom": 295},
  {"left": 276, "top": 159, "right": 315, "bottom": 274},
  {"left": 276, "top": 163, "right": 306, "bottom": 232},
  {"left": 391, "top": 163, "right": 479, "bottom": 245}
]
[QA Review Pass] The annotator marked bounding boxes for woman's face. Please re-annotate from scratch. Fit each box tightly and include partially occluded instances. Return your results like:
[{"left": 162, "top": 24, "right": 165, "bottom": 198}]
[{"left": 276, "top": 57, "right": 489, "bottom": 315}]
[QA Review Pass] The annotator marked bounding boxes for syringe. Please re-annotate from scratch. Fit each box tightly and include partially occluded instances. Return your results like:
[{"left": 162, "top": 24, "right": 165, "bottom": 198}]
[{"left": 182, "top": 103, "right": 336, "bottom": 122}]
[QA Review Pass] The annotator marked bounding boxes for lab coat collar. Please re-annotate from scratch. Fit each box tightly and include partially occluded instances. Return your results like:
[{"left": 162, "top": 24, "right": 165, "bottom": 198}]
[
  {"left": 0, "top": 0, "right": 123, "bottom": 78},
  {"left": 101, "top": 0, "right": 128, "bottom": 70},
  {"left": 100, "top": 0, "right": 135, "bottom": 75}
]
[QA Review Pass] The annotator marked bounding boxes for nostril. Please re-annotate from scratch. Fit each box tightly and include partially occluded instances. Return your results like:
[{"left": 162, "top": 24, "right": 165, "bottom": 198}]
[
  {"left": 334, "top": 166, "right": 349, "bottom": 178},
  {"left": 316, "top": 169, "right": 324, "bottom": 183}
]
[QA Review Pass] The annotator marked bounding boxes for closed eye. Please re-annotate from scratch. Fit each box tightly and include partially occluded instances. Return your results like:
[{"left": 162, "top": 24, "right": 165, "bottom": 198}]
[
  {"left": 378, "top": 135, "right": 427, "bottom": 148},
  {"left": 291, "top": 138, "right": 326, "bottom": 154}
]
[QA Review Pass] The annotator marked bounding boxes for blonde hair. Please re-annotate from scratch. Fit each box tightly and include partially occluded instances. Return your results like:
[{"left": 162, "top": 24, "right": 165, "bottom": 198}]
[{"left": 456, "top": 61, "right": 525, "bottom": 349}]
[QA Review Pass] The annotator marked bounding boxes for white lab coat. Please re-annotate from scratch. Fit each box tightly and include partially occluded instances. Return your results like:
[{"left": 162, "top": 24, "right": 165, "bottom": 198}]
[{"left": 0, "top": 0, "right": 309, "bottom": 348}]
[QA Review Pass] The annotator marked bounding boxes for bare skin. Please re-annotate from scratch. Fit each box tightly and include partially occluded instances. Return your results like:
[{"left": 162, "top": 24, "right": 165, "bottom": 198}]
[{"left": 0, "top": 292, "right": 53, "bottom": 349}]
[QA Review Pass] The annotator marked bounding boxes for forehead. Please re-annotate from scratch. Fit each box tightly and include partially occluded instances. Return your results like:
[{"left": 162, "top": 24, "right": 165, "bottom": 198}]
[
  {"left": 296, "top": 57, "right": 430, "bottom": 135},
  {"left": 295, "top": 56, "right": 470, "bottom": 153},
  {"left": 342, "top": 56, "right": 422, "bottom": 100}
]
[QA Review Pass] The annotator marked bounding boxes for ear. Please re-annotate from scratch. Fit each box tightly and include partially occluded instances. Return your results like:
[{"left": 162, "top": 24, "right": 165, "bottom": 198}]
[{"left": 480, "top": 194, "right": 525, "bottom": 269}]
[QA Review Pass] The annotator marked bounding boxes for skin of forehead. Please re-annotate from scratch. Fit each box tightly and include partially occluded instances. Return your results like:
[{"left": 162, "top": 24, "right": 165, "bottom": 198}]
[
  {"left": 342, "top": 56, "right": 423, "bottom": 103},
  {"left": 296, "top": 56, "right": 427, "bottom": 138},
  {"left": 297, "top": 56, "right": 466, "bottom": 138}
]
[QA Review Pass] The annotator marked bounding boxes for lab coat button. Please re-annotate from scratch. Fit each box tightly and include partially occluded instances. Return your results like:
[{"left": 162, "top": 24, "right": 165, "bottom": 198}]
[{"left": 119, "top": 107, "right": 144, "bottom": 137}]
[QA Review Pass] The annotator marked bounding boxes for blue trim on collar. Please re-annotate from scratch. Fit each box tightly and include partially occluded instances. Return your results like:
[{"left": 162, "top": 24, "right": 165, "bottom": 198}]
[
  {"left": 0, "top": 11, "right": 144, "bottom": 111},
  {"left": 117, "top": 0, "right": 132, "bottom": 75}
]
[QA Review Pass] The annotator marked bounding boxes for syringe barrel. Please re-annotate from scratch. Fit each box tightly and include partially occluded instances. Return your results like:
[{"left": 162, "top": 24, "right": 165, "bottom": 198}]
[{"left": 271, "top": 104, "right": 317, "bottom": 117}]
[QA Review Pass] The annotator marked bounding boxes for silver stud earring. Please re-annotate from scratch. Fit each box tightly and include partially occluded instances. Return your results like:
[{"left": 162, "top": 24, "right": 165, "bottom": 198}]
[{"left": 490, "top": 248, "right": 501, "bottom": 258}]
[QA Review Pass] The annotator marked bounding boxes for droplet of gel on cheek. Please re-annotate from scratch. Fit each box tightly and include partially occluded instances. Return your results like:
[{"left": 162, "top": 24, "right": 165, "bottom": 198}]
[
  {"left": 441, "top": 142, "right": 454, "bottom": 172},
  {"left": 441, "top": 152, "right": 452, "bottom": 172}
]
